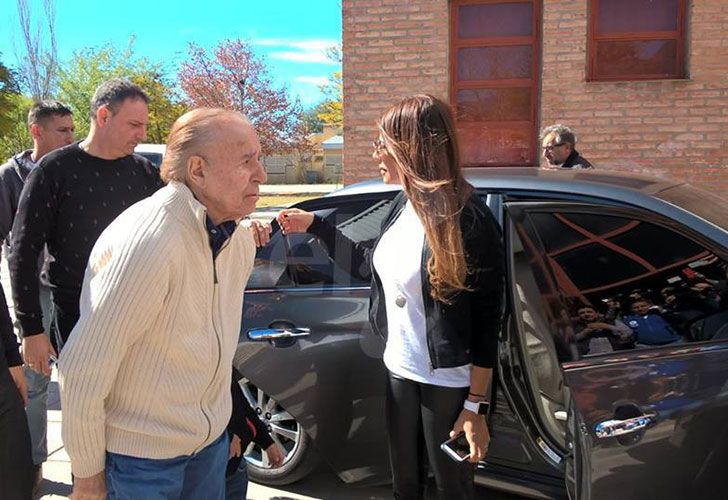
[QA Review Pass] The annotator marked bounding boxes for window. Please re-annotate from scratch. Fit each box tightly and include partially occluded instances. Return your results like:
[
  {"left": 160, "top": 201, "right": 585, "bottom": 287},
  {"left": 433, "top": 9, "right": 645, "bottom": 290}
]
[
  {"left": 522, "top": 207, "right": 728, "bottom": 359},
  {"left": 248, "top": 196, "right": 394, "bottom": 289},
  {"left": 588, "top": 0, "right": 687, "bottom": 81},
  {"left": 450, "top": 0, "right": 541, "bottom": 166}
]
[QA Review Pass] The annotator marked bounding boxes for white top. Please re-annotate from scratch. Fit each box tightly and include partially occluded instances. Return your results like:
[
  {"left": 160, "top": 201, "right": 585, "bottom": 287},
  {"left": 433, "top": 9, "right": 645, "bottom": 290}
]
[
  {"left": 59, "top": 181, "right": 256, "bottom": 477},
  {"left": 374, "top": 201, "right": 470, "bottom": 388}
]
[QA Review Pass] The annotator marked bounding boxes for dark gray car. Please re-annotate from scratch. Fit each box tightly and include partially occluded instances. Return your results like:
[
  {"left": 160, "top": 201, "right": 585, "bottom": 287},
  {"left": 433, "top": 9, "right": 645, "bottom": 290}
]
[{"left": 234, "top": 167, "right": 728, "bottom": 499}]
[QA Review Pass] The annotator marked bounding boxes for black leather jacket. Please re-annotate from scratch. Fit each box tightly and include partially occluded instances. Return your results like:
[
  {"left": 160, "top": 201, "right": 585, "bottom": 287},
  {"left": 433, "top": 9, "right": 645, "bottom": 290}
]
[{"left": 309, "top": 191, "right": 505, "bottom": 369}]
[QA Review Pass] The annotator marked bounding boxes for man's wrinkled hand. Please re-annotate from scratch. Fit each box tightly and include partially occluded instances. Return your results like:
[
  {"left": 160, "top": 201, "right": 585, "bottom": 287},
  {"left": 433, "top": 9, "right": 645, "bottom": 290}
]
[
  {"left": 8, "top": 365, "right": 28, "bottom": 406},
  {"left": 22, "top": 333, "right": 56, "bottom": 377},
  {"left": 450, "top": 408, "right": 490, "bottom": 464},
  {"left": 229, "top": 434, "right": 242, "bottom": 459},
  {"left": 242, "top": 219, "right": 272, "bottom": 247},
  {"left": 70, "top": 472, "right": 106, "bottom": 500},
  {"left": 265, "top": 442, "right": 285, "bottom": 468}
]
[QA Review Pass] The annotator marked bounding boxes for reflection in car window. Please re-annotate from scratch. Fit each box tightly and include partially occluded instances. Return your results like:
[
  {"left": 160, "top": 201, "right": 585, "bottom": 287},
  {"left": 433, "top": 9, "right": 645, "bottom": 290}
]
[
  {"left": 526, "top": 209, "right": 728, "bottom": 359},
  {"left": 248, "top": 197, "right": 394, "bottom": 289}
]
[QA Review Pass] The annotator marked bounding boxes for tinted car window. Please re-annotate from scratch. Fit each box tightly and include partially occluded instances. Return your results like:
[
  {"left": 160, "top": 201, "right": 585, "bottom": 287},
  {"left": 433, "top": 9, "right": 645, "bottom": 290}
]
[
  {"left": 526, "top": 209, "right": 728, "bottom": 359},
  {"left": 248, "top": 197, "right": 393, "bottom": 289}
]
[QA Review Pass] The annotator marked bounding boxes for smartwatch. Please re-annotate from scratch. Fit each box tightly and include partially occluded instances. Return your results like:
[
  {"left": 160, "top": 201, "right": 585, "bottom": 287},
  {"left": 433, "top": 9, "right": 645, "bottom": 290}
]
[{"left": 463, "top": 399, "right": 490, "bottom": 415}]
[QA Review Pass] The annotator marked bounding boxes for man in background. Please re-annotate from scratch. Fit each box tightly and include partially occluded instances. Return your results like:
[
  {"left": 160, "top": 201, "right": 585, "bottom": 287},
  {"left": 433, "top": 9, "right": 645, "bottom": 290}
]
[
  {"left": 540, "top": 124, "right": 594, "bottom": 169},
  {"left": 0, "top": 99, "right": 74, "bottom": 490},
  {"left": 8, "top": 79, "right": 161, "bottom": 390}
]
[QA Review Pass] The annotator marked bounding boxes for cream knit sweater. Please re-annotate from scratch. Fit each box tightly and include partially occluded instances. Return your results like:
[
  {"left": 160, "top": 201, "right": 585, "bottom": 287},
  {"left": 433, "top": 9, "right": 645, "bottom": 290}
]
[{"left": 58, "top": 181, "right": 255, "bottom": 478}]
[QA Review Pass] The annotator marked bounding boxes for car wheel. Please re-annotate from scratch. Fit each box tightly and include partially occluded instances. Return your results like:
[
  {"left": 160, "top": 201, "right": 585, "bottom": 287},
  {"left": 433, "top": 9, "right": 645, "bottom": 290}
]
[{"left": 239, "top": 378, "right": 321, "bottom": 485}]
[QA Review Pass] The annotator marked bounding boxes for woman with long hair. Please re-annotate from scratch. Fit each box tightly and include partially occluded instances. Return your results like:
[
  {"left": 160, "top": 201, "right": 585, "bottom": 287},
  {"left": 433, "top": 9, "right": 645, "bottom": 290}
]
[{"left": 277, "top": 94, "right": 504, "bottom": 499}]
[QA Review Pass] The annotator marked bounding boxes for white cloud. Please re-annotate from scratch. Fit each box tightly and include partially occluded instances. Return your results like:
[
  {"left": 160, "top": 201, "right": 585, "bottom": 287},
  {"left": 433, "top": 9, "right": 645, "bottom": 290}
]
[
  {"left": 253, "top": 38, "right": 339, "bottom": 65},
  {"left": 270, "top": 51, "right": 336, "bottom": 64},
  {"left": 294, "top": 75, "right": 330, "bottom": 86}
]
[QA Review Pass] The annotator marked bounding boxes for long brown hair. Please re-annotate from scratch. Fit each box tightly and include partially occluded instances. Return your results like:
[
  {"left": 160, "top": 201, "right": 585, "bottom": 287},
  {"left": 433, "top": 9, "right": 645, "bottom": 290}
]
[{"left": 377, "top": 94, "right": 473, "bottom": 303}]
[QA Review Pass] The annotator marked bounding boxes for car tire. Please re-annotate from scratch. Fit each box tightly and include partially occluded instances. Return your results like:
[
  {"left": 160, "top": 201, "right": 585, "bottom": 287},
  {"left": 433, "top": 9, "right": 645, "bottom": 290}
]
[{"left": 239, "top": 378, "right": 321, "bottom": 486}]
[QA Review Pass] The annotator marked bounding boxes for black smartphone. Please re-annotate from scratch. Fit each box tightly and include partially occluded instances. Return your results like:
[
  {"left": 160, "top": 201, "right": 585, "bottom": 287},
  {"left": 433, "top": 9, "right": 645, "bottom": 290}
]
[{"left": 440, "top": 432, "right": 471, "bottom": 462}]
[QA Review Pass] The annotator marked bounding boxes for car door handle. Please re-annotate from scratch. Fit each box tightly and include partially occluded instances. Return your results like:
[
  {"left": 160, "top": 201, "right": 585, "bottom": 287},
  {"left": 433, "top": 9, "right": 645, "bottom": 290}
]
[
  {"left": 247, "top": 327, "right": 311, "bottom": 341},
  {"left": 594, "top": 413, "right": 656, "bottom": 439}
]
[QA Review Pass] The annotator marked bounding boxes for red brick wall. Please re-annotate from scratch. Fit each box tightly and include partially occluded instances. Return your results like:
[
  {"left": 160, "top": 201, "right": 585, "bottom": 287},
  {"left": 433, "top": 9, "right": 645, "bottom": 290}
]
[
  {"left": 342, "top": 0, "right": 450, "bottom": 183},
  {"left": 344, "top": 1, "right": 728, "bottom": 193},
  {"left": 541, "top": 0, "right": 728, "bottom": 193}
]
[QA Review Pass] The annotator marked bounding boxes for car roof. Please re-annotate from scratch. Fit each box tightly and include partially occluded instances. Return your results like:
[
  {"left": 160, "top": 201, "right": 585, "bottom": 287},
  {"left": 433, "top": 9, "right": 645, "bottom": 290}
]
[{"left": 326, "top": 167, "right": 728, "bottom": 238}]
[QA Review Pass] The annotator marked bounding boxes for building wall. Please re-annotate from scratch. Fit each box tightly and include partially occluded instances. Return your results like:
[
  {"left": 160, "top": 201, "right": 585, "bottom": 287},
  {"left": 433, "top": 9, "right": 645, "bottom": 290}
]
[
  {"left": 343, "top": 0, "right": 728, "bottom": 193},
  {"left": 541, "top": 0, "right": 728, "bottom": 191},
  {"left": 342, "top": 0, "right": 450, "bottom": 183}
]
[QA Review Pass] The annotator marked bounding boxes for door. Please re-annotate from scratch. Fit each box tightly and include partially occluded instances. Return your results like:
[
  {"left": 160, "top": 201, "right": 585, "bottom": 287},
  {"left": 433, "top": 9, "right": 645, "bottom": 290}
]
[
  {"left": 450, "top": 0, "right": 541, "bottom": 166},
  {"left": 505, "top": 200, "right": 728, "bottom": 499}
]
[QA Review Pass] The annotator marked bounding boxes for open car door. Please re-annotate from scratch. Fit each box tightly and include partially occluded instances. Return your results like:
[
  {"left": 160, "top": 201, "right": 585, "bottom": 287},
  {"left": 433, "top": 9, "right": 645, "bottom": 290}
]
[{"left": 504, "top": 200, "right": 728, "bottom": 500}]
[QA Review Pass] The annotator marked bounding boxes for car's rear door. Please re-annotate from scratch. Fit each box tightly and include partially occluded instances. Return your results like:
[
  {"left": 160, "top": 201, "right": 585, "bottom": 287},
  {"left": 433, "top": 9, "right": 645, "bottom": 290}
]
[{"left": 504, "top": 199, "right": 728, "bottom": 500}]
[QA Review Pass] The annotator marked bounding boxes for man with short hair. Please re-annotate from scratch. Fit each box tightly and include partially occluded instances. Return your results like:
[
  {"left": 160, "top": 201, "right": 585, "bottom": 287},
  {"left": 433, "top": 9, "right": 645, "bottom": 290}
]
[
  {"left": 540, "top": 124, "right": 594, "bottom": 169},
  {"left": 59, "top": 108, "right": 267, "bottom": 499},
  {"left": 0, "top": 99, "right": 74, "bottom": 489},
  {"left": 9, "top": 79, "right": 162, "bottom": 380}
]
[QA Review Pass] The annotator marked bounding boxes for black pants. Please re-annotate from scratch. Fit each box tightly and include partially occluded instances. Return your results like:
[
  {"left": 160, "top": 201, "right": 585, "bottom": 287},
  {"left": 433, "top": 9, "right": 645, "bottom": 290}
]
[
  {"left": 386, "top": 372, "right": 474, "bottom": 500},
  {"left": 50, "top": 302, "right": 79, "bottom": 352},
  {"left": 0, "top": 362, "right": 34, "bottom": 500}
]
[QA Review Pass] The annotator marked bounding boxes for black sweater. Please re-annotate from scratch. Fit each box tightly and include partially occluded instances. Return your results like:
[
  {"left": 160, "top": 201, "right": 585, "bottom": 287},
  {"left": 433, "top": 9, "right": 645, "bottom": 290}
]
[{"left": 8, "top": 142, "right": 162, "bottom": 338}]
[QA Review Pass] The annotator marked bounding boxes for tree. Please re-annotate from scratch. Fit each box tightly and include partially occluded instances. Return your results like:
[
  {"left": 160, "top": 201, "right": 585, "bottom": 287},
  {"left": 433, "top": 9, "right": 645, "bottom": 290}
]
[
  {"left": 0, "top": 93, "right": 33, "bottom": 161},
  {"left": 178, "top": 39, "right": 309, "bottom": 156},
  {"left": 56, "top": 40, "right": 186, "bottom": 140},
  {"left": 317, "top": 44, "right": 343, "bottom": 129},
  {"left": 15, "top": 0, "right": 58, "bottom": 99},
  {"left": 303, "top": 102, "right": 328, "bottom": 134},
  {"left": 0, "top": 55, "right": 21, "bottom": 137}
]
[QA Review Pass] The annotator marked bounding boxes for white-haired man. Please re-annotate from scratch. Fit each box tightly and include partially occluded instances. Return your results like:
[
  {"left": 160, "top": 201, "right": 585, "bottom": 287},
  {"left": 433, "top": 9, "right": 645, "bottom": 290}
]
[{"left": 59, "top": 108, "right": 269, "bottom": 499}]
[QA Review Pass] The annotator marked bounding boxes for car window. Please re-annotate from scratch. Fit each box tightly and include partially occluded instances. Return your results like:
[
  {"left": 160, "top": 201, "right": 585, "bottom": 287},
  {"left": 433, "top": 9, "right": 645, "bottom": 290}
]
[
  {"left": 248, "top": 197, "right": 394, "bottom": 289},
  {"left": 525, "top": 209, "right": 728, "bottom": 359},
  {"left": 136, "top": 152, "right": 163, "bottom": 167}
]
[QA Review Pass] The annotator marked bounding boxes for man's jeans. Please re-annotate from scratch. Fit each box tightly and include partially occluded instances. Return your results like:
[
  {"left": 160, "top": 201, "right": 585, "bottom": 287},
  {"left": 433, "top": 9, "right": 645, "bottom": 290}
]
[
  {"left": 105, "top": 432, "right": 229, "bottom": 500},
  {"left": 21, "top": 284, "right": 52, "bottom": 466}
]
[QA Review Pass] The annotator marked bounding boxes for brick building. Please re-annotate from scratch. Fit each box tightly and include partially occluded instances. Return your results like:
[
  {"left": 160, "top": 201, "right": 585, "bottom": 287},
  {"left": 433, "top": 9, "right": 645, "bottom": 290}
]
[{"left": 342, "top": 0, "right": 728, "bottom": 193}]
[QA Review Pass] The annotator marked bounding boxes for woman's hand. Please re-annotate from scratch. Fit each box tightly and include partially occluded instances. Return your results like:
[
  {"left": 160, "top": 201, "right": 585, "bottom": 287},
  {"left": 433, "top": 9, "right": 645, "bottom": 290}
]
[
  {"left": 265, "top": 442, "right": 285, "bottom": 468},
  {"left": 277, "top": 209, "right": 314, "bottom": 235},
  {"left": 450, "top": 408, "right": 490, "bottom": 464}
]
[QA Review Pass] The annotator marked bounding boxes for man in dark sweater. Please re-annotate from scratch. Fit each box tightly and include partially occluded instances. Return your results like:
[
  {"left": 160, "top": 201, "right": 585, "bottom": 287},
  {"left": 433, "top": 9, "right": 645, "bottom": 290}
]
[
  {"left": 540, "top": 124, "right": 594, "bottom": 169},
  {"left": 0, "top": 280, "right": 34, "bottom": 500},
  {"left": 9, "top": 79, "right": 163, "bottom": 377},
  {"left": 0, "top": 99, "right": 74, "bottom": 490}
]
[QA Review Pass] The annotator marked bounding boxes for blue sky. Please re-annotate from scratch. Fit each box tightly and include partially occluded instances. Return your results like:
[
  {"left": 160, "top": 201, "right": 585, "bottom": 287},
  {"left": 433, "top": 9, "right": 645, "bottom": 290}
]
[{"left": 0, "top": 0, "right": 342, "bottom": 106}]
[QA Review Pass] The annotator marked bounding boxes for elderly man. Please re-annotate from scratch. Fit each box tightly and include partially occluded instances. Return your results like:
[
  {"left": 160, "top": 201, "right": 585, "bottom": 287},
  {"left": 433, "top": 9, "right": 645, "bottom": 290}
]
[
  {"left": 59, "top": 108, "right": 268, "bottom": 499},
  {"left": 540, "top": 124, "right": 594, "bottom": 169},
  {"left": 0, "top": 99, "right": 74, "bottom": 489}
]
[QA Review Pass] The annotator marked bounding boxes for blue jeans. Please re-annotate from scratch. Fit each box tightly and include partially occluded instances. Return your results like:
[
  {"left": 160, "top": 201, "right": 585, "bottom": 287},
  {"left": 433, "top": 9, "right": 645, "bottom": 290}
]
[
  {"left": 106, "top": 432, "right": 229, "bottom": 500},
  {"left": 22, "top": 284, "right": 52, "bottom": 466},
  {"left": 225, "top": 460, "right": 249, "bottom": 500}
]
